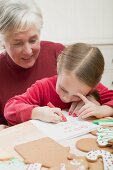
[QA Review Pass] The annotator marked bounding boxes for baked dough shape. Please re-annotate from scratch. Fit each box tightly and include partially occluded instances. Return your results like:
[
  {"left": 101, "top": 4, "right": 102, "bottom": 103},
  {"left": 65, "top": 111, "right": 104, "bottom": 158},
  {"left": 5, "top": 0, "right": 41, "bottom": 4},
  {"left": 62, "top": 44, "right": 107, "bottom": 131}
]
[
  {"left": 90, "top": 126, "right": 113, "bottom": 136},
  {"left": 15, "top": 137, "right": 72, "bottom": 168},
  {"left": 49, "top": 156, "right": 104, "bottom": 170},
  {"left": 96, "top": 127, "right": 113, "bottom": 147},
  {"left": 49, "top": 162, "right": 86, "bottom": 170},
  {"left": 76, "top": 138, "right": 113, "bottom": 153},
  {"left": 108, "top": 139, "right": 113, "bottom": 146},
  {"left": 86, "top": 150, "right": 113, "bottom": 170}
]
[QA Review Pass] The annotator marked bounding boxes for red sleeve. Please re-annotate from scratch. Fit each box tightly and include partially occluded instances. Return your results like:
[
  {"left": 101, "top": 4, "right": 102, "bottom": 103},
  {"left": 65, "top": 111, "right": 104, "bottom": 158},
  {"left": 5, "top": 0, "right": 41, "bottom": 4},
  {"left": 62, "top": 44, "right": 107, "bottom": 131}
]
[
  {"left": 96, "top": 83, "right": 113, "bottom": 107},
  {"left": 4, "top": 79, "right": 47, "bottom": 125}
]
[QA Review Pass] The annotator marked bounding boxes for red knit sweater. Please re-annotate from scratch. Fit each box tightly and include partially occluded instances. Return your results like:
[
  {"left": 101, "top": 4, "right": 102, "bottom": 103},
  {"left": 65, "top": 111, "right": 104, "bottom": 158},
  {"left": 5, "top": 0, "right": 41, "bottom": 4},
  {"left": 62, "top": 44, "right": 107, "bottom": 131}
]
[
  {"left": 4, "top": 76, "right": 113, "bottom": 125},
  {"left": 0, "top": 41, "right": 64, "bottom": 124}
]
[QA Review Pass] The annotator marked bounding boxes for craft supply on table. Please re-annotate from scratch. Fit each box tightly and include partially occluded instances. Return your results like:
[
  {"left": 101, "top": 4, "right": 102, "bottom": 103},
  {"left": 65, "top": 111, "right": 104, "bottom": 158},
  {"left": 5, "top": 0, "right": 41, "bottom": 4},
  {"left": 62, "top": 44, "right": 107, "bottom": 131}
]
[
  {"left": 30, "top": 110, "right": 99, "bottom": 140},
  {"left": 93, "top": 119, "right": 113, "bottom": 126}
]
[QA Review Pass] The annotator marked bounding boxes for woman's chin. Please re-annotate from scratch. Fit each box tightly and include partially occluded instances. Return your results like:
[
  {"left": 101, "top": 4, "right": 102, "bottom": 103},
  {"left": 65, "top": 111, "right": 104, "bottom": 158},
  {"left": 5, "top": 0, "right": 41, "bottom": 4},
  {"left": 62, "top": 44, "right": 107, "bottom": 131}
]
[{"left": 20, "top": 61, "right": 35, "bottom": 68}]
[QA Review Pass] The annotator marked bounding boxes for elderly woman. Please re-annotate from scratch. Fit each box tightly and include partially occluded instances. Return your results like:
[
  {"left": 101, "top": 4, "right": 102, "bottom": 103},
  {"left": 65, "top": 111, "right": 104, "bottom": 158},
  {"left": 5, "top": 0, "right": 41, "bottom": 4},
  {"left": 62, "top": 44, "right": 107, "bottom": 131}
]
[{"left": 0, "top": 0, "right": 64, "bottom": 127}]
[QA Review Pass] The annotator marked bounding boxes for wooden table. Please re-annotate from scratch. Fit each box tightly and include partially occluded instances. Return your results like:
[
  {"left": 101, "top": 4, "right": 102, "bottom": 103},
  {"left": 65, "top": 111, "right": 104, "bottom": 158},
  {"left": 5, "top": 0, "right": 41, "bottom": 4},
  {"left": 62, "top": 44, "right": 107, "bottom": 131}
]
[{"left": 0, "top": 121, "right": 96, "bottom": 169}]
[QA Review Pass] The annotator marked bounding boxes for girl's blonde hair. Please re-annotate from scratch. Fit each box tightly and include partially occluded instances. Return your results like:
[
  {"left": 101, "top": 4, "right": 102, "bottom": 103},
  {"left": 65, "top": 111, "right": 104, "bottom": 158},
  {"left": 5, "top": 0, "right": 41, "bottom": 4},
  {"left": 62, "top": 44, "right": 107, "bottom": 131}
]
[{"left": 57, "top": 43, "right": 104, "bottom": 87}]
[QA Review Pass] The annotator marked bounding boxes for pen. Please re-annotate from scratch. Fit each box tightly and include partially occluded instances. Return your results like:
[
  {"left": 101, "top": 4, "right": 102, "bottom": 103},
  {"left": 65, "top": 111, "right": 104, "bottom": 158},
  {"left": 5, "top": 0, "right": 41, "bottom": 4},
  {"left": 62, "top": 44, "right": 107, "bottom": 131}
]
[
  {"left": 47, "top": 102, "right": 67, "bottom": 122},
  {"left": 93, "top": 119, "right": 113, "bottom": 126}
]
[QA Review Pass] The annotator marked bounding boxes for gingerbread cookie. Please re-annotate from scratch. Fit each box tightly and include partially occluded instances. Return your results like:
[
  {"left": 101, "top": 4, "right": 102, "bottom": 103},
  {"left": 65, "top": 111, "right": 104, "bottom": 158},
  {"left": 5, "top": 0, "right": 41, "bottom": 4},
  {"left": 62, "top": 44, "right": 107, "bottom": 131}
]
[
  {"left": 49, "top": 162, "right": 86, "bottom": 170},
  {"left": 67, "top": 154, "right": 88, "bottom": 168},
  {"left": 97, "top": 127, "right": 113, "bottom": 147},
  {"left": 15, "top": 137, "right": 72, "bottom": 168},
  {"left": 76, "top": 138, "right": 113, "bottom": 153},
  {"left": 49, "top": 156, "right": 104, "bottom": 170},
  {"left": 88, "top": 159, "right": 103, "bottom": 170},
  {"left": 90, "top": 117, "right": 113, "bottom": 136},
  {"left": 69, "top": 155, "right": 104, "bottom": 170},
  {"left": 90, "top": 126, "right": 113, "bottom": 136},
  {"left": 86, "top": 150, "right": 113, "bottom": 170},
  {"left": 108, "top": 139, "right": 113, "bottom": 146}
]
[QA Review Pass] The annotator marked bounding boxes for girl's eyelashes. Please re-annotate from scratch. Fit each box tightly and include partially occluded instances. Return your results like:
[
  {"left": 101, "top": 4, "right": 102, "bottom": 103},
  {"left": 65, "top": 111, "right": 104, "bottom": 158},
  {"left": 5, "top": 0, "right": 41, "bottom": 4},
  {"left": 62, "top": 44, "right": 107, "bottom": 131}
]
[{"left": 60, "top": 86, "right": 68, "bottom": 93}]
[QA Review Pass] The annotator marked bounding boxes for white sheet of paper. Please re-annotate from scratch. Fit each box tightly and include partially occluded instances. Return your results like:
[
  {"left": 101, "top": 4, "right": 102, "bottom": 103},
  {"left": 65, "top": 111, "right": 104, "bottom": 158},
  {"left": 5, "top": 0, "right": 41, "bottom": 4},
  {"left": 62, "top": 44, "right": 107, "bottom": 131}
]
[{"left": 30, "top": 111, "right": 99, "bottom": 141}]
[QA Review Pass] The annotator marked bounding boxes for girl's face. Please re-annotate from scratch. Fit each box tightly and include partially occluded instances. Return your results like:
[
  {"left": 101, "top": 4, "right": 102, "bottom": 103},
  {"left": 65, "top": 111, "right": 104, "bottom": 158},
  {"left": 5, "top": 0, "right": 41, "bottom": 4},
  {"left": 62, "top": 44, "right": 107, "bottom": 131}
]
[
  {"left": 56, "top": 71, "right": 92, "bottom": 103},
  {"left": 4, "top": 26, "right": 40, "bottom": 68}
]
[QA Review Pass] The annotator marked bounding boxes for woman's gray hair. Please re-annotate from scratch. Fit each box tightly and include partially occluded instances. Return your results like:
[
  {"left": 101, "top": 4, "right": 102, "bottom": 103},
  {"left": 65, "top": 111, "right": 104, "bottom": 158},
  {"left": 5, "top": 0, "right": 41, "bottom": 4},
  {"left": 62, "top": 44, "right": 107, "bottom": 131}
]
[{"left": 0, "top": 0, "right": 43, "bottom": 39}]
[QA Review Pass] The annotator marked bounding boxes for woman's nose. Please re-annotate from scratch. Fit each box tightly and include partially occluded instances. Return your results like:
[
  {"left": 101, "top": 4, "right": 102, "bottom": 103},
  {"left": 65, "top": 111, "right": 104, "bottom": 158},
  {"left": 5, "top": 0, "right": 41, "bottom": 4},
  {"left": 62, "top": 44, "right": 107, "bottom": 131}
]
[{"left": 23, "top": 43, "right": 32, "bottom": 55}]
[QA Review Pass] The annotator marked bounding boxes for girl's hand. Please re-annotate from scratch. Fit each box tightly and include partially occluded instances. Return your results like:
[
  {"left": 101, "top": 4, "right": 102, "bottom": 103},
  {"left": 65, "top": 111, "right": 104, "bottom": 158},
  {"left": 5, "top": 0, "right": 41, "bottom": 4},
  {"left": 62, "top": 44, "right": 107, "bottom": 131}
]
[
  {"left": 75, "top": 93, "right": 113, "bottom": 119},
  {"left": 32, "top": 106, "right": 62, "bottom": 123},
  {"left": 69, "top": 95, "right": 100, "bottom": 117},
  {"left": 68, "top": 101, "right": 84, "bottom": 117}
]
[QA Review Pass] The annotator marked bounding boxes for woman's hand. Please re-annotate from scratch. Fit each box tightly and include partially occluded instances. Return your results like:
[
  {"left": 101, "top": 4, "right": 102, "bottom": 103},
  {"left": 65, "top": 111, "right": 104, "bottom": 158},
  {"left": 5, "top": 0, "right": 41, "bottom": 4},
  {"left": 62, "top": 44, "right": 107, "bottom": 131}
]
[{"left": 32, "top": 106, "right": 62, "bottom": 123}]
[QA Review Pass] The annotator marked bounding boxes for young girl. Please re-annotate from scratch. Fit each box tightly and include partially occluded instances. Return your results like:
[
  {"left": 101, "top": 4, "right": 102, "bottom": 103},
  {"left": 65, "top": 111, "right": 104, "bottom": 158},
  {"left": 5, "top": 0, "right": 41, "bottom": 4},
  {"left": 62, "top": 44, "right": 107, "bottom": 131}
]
[{"left": 4, "top": 43, "right": 113, "bottom": 125}]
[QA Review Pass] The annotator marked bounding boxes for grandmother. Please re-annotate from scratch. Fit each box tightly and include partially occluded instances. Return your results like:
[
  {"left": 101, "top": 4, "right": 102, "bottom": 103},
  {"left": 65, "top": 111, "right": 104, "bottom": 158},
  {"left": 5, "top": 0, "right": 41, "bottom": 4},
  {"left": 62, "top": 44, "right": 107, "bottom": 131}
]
[{"left": 0, "top": 0, "right": 64, "bottom": 127}]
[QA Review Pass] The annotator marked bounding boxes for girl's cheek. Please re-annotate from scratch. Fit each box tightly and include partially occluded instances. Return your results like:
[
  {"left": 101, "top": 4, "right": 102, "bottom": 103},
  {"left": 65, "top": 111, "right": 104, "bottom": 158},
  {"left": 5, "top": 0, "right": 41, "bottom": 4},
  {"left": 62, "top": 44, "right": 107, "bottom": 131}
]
[
  {"left": 56, "top": 88, "right": 61, "bottom": 95},
  {"left": 56, "top": 87, "right": 63, "bottom": 97},
  {"left": 72, "top": 97, "right": 81, "bottom": 102}
]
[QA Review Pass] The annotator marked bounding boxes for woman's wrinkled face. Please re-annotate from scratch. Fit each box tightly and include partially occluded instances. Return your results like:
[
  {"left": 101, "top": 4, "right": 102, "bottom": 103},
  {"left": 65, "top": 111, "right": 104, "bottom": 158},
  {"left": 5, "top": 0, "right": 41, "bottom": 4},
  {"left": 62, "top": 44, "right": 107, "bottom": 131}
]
[
  {"left": 56, "top": 71, "right": 92, "bottom": 103},
  {"left": 4, "top": 26, "right": 40, "bottom": 68}
]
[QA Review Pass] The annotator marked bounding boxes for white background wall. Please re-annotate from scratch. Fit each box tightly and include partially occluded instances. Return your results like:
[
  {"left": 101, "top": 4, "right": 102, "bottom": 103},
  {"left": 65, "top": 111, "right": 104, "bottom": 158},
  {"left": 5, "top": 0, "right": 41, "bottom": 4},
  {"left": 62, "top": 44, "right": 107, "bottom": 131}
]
[
  {"left": 37, "top": 0, "right": 113, "bottom": 89},
  {"left": 37, "top": 0, "right": 113, "bottom": 44}
]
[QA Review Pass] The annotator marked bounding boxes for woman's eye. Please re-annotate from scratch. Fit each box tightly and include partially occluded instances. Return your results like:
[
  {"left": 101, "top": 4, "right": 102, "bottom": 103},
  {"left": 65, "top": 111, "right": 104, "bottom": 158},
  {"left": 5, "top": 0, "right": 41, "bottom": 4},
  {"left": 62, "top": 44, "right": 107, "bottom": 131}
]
[
  {"left": 13, "top": 42, "right": 23, "bottom": 46},
  {"left": 30, "top": 39, "right": 38, "bottom": 44}
]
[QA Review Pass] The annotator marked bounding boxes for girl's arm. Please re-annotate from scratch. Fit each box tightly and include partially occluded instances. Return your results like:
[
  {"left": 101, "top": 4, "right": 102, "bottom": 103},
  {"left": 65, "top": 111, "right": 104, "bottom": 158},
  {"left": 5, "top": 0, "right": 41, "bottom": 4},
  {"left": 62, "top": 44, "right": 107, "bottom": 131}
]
[{"left": 4, "top": 77, "right": 62, "bottom": 125}]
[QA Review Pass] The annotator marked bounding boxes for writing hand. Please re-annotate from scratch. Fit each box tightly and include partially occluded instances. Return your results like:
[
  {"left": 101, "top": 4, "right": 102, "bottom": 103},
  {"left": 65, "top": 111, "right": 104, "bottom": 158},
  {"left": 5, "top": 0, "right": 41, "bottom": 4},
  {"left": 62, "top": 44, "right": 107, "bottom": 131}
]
[{"left": 32, "top": 106, "right": 62, "bottom": 123}]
